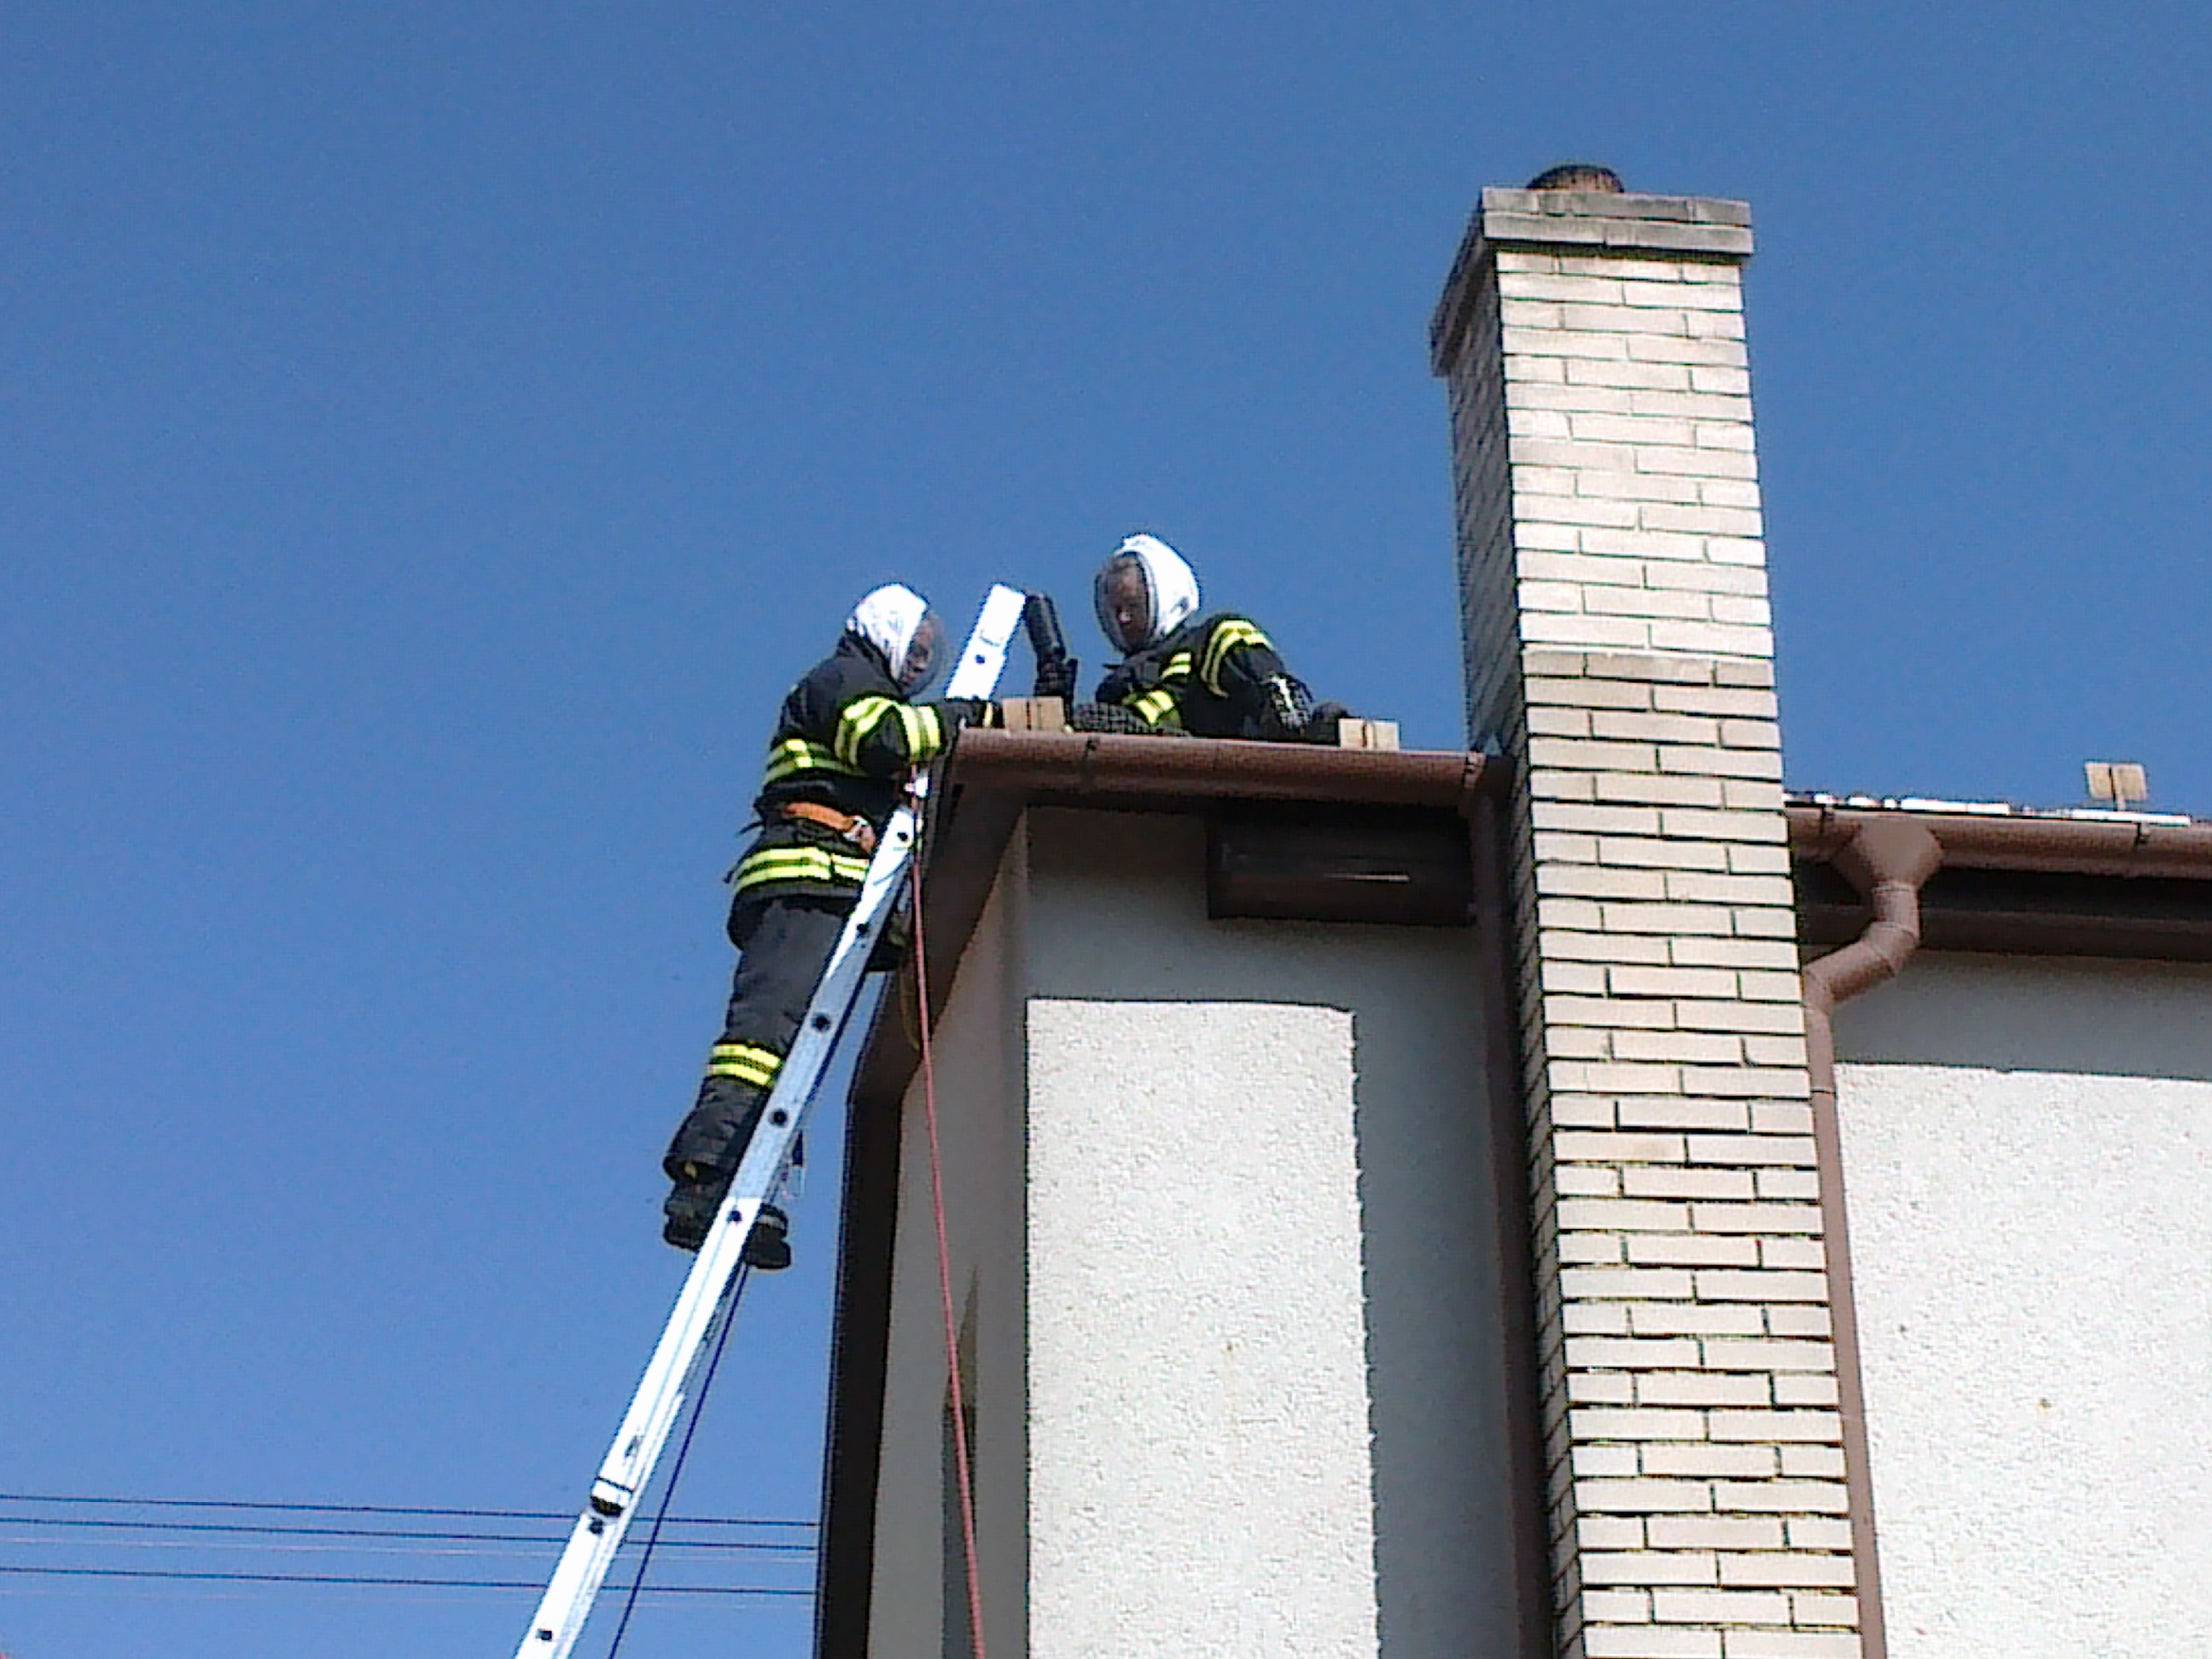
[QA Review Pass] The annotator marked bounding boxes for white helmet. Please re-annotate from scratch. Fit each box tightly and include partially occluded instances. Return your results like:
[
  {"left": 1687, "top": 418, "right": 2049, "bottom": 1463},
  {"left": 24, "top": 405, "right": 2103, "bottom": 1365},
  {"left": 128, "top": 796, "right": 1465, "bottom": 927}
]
[
  {"left": 1093, "top": 533, "right": 1201, "bottom": 655},
  {"left": 847, "top": 583, "right": 947, "bottom": 696}
]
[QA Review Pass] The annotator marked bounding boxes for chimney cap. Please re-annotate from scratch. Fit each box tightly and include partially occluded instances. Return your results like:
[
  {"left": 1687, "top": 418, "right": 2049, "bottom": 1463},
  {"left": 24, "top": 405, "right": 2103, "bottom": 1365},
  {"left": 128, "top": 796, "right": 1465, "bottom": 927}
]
[{"left": 1527, "top": 162, "right": 1624, "bottom": 193}]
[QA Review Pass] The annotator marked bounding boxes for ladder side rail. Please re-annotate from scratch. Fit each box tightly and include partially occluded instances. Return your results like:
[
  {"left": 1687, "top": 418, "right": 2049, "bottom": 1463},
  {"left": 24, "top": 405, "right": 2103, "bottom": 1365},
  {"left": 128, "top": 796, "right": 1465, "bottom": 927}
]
[
  {"left": 512, "top": 585, "right": 1024, "bottom": 1658},
  {"left": 516, "top": 828, "right": 917, "bottom": 1656}
]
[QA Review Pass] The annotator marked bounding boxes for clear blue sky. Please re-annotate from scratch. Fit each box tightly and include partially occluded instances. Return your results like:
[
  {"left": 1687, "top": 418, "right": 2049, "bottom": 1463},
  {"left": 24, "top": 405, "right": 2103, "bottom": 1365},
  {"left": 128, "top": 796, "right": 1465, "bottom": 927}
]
[{"left": 3, "top": 4, "right": 2206, "bottom": 1654}]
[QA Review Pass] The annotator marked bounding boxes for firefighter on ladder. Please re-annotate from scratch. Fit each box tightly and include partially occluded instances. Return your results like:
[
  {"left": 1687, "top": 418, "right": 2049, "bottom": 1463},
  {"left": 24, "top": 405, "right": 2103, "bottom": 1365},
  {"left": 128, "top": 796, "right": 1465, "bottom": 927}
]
[
  {"left": 1088, "top": 533, "right": 1350, "bottom": 741},
  {"left": 661, "top": 584, "right": 995, "bottom": 1259}
]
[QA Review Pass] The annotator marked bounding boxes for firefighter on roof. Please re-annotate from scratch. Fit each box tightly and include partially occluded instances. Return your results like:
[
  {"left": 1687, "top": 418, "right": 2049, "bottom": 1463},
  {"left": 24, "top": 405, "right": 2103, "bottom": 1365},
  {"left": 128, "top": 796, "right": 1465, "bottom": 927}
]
[
  {"left": 661, "top": 584, "right": 994, "bottom": 1259},
  {"left": 1090, "top": 533, "right": 1348, "bottom": 741}
]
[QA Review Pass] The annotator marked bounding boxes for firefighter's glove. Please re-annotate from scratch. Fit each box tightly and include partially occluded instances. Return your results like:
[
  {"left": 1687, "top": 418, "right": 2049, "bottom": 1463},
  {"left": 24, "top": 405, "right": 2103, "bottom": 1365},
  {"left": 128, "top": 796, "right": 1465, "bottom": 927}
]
[
  {"left": 1301, "top": 701, "right": 1352, "bottom": 744},
  {"left": 944, "top": 698, "right": 1001, "bottom": 731},
  {"left": 1257, "top": 673, "right": 1318, "bottom": 741}
]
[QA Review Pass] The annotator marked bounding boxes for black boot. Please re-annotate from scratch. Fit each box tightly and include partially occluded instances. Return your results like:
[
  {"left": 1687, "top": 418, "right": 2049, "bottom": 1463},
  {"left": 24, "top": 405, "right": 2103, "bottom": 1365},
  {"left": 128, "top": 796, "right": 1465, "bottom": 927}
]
[
  {"left": 662, "top": 1162, "right": 730, "bottom": 1252},
  {"left": 742, "top": 1202, "right": 793, "bottom": 1271},
  {"left": 662, "top": 1168, "right": 792, "bottom": 1270}
]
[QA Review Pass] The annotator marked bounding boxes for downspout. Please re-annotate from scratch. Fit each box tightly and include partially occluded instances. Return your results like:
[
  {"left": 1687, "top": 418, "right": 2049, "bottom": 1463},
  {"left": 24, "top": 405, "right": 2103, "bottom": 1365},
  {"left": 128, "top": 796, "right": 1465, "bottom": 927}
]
[{"left": 1798, "top": 815, "right": 1941, "bottom": 1659}]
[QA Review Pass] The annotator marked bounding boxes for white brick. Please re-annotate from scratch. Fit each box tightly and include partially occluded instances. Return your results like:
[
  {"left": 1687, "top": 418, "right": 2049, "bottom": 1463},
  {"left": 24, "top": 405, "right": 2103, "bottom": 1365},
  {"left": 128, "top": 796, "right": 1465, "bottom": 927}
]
[
  {"left": 1593, "top": 712, "right": 1724, "bottom": 745},
  {"left": 1700, "top": 1342, "right": 1836, "bottom": 1374},
  {"left": 1636, "top": 1371, "right": 1770, "bottom": 1407},
  {"left": 1576, "top": 1480, "right": 1715, "bottom": 1514},
  {"left": 1708, "top": 1411, "right": 1842, "bottom": 1443},
  {"left": 1563, "top": 1266, "right": 1697, "bottom": 1299},
  {"left": 1709, "top": 1480, "right": 1850, "bottom": 1515},
  {"left": 1584, "top": 588, "right": 1722, "bottom": 625},
  {"left": 1784, "top": 1518, "right": 1851, "bottom": 1550},
  {"left": 1657, "top": 807, "right": 1787, "bottom": 841},
  {"left": 1651, "top": 1588, "right": 1790, "bottom": 1624},
  {"left": 1641, "top": 1443, "right": 1778, "bottom": 1479},
  {"left": 1559, "top": 1198, "right": 1692, "bottom": 1231},
  {"left": 1779, "top": 1446, "right": 1846, "bottom": 1478},
  {"left": 1582, "top": 1628, "right": 1722, "bottom": 1659},
  {"left": 1716, "top": 1630, "right": 1858, "bottom": 1657},
  {"left": 1557, "top": 1131, "right": 1689, "bottom": 1163},
  {"left": 1628, "top": 1302, "right": 1766, "bottom": 1337},
  {"left": 1616, "top": 1098, "right": 1751, "bottom": 1132},
  {"left": 1717, "top": 1552, "right": 1854, "bottom": 1588},
  {"left": 1696, "top": 1270, "right": 1829, "bottom": 1302},
  {"left": 1568, "top": 1337, "right": 1704, "bottom": 1371},
  {"left": 1560, "top": 302, "right": 1695, "bottom": 335},
  {"left": 1569, "top": 357, "right": 1697, "bottom": 391},
  {"left": 1580, "top": 526, "right": 1712, "bottom": 562},
  {"left": 1504, "top": 325, "right": 1633, "bottom": 361},
  {"left": 1690, "top": 1202, "right": 1825, "bottom": 1234},
  {"left": 1611, "top": 966, "right": 1741, "bottom": 998},
  {"left": 1648, "top": 620, "right": 1775, "bottom": 656},
  {"left": 1585, "top": 1551, "right": 1721, "bottom": 1586},
  {"left": 1653, "top": 686, "right": 1779, "bottom": 719},
  {"left": 1524, "top": 613, "right": 1655, "bottom": 648},
  {"left": 1614, "top": 1030, "right": 1746, "bottom": 1065},
  {"left": 1544, "top": 866, "right": 1672, "bottom": 901},
  {"left": 1500, "top": 272, "right": 1629, "bottom": 304},
  {"left": 1625, "top": 1167, "right": 1756, "bottom": 1202},
  {"left": 1573, "top": 1408, "right": 1709, "bottom": 1441},
  {"left": 1628, "top": 1233, "right": 1759, "bottom": 1267},
  {"left": 1536, "top": 802, "right": 1666, "bottom": 834},
  {"left": 1524, "top": 552, "right": 1651, "bottom": 588},
  {"left": 1530, "top": 676, "right": 1657, "bottom": 711},
  {"left": 1669, "top": 939, "right": 1799, "bottom": 969},
  {"left": 1674, "top": 1001, "right": 1805, "bottom": 1035}
]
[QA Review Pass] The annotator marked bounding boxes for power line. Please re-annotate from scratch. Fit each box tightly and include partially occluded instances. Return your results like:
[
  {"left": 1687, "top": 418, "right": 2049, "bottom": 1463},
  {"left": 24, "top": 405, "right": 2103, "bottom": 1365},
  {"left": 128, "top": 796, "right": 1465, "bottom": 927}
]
[
  {"left": 0, "top": 1493, "right": 815, "bottom": 1528},
  {"left": 0, "top": 1514, "right": 811, "bottom": 1551},
  {"left": 607, "top": 1259, "right": 754, "bottom": 1656},
  {"left": 0, "top": 1563, "right": 808, "bottom": 1596}
]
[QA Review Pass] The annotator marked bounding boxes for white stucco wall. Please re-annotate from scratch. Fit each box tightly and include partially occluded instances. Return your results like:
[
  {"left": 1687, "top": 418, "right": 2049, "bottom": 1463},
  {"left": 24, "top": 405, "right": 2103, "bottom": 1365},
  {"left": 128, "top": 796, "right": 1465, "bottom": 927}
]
[
  {"left": 867, "top": 807, "right": 1521, "bottom": 1658},
  {"left": 1832, "top": 954, "right": 2212, "bottom": 1659},
  {"left": 1028, "top": 997, "right": 1377, "bottom": 1656},
  {"left": 870, "top": 835, "right": 1030, "bottom": 1659}
]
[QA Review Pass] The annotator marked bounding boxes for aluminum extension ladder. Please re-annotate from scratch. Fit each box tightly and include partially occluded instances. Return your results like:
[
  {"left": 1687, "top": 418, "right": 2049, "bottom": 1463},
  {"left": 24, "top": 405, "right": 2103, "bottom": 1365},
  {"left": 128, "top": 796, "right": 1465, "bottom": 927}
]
[{"left": 515, "top": 584, "right": 1028, "bottom": 1657}]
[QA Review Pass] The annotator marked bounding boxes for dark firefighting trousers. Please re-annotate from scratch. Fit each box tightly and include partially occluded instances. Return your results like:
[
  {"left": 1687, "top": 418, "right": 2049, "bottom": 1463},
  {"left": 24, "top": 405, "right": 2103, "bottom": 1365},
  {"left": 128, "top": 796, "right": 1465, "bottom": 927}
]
[{"left": 662, "top": 890, "right": 855, "bottom": 1182}]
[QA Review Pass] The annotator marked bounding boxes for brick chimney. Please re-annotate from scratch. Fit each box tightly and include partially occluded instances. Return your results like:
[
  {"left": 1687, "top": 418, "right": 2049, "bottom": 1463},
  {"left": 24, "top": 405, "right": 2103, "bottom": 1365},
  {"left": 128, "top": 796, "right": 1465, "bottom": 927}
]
[{"left": 1433, "top": 179, "right": 1865, "bottom": 1657}]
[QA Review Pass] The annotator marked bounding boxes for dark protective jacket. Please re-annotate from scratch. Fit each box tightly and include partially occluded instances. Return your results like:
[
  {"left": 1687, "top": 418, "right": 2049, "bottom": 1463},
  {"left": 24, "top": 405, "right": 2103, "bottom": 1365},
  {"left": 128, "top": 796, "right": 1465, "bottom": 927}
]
[
  {"left": 730, "top": 636, "right": 970, "bottom": 910},
  {"left": 1093, "top": 611, "right": 1302, "bottom": 739}
]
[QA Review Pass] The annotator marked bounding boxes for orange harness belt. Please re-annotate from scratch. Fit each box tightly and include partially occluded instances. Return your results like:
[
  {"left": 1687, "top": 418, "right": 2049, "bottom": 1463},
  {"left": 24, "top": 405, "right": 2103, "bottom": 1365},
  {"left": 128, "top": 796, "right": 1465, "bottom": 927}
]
[{"left": 777, "top": 800, "right": 879, "bottom": 855}]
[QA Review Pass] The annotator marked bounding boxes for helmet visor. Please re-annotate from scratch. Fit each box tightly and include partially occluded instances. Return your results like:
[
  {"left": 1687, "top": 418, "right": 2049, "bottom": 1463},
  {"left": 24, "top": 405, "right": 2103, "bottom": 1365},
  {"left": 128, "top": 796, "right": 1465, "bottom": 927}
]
[
  {"left": 1093, "top": 554, "right": 1155, "bottom": 655},
  {"left": 898, "top": 609, "right": 948, "bottom": 696}
]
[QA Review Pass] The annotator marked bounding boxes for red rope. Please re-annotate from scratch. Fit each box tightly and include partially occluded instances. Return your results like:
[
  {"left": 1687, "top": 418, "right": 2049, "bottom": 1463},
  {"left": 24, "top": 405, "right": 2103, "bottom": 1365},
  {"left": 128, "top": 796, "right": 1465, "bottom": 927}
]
[{"left": 911, "top": 845, "right": 988, "bottom": 1659}]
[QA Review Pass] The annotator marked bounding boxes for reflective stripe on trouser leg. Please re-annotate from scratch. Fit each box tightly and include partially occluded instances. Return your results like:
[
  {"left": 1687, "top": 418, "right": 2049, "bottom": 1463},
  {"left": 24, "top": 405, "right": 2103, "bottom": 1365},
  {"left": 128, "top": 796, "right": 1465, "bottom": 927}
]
[
  {"left": 704, "top": 1042, "right": 782, "bottom": 1091},
  {"left": 665, "top": 894, "right": 855, "bottom": 1179}
]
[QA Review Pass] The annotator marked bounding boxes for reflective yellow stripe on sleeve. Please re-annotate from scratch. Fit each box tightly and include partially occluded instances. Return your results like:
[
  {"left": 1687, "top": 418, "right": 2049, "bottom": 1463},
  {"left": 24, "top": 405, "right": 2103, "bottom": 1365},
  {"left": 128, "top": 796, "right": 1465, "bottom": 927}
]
[
  {"left": 1199, "top": 620, "right": 1272, "bottom": 694},
  {"left": 731, "top": 845, "right": 875, "bottom": 894},
  {"left": 762, "top": 737, "right": 859, "bottom": 786},
  {"left": 705, "top": 1042, "right": 783, "bottom": 1089},
  {"left": 1161, "top": 651, "right": 1194, "bottom": 682},
  {"left": 914, "top": 702, "right": 946, "bottom": 759},
  {"left": 891, "top": 701, "right": 947, "bottom": 763},
  {"left": 832, "top": 696, "right": 901, "bottom": 768},
  {"left": 1130, "top": 688, "right": 1179, "bottom": 725}
]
